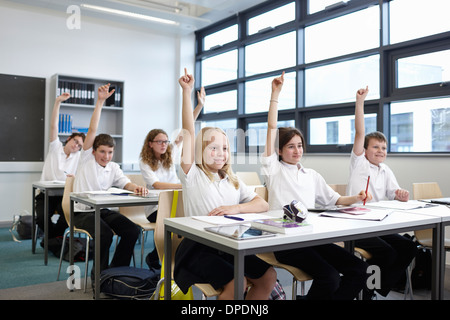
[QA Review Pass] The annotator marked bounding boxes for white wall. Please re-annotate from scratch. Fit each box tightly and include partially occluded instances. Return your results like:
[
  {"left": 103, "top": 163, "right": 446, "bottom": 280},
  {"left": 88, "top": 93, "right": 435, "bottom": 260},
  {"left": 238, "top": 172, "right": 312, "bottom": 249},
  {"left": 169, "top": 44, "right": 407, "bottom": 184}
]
[{"left": 0, "top": 1, "right": 194, "bottom": 223}]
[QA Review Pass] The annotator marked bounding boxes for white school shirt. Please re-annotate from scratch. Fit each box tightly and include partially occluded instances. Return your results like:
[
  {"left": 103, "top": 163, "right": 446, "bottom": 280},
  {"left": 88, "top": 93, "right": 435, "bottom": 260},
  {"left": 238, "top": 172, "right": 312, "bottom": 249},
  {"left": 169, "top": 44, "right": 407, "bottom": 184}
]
[
  {"left": 40, "top": 139, "right": 80, "bottom": 181},
  {"left": 179, "top": 164, "right": 256, "bottom": 217},
  {"left": 73, "top": 147, "right": 130, "bottom": 212},
  {"left": 346, "top": 150, "right": 400, "bottom": 202},
  {"left": 260, "top": 152, "right": 340, "bottom": 210}
]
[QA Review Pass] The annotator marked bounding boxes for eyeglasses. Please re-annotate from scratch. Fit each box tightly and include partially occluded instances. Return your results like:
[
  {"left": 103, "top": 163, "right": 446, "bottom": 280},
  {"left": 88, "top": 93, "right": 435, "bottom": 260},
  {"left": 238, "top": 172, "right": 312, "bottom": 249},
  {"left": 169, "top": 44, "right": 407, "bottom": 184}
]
[
  {"left": 152, "top": 140, "right": 170, "bottom": 145},
  {"left": 283, "top": 200, "right": 308, "bottom": 223}
]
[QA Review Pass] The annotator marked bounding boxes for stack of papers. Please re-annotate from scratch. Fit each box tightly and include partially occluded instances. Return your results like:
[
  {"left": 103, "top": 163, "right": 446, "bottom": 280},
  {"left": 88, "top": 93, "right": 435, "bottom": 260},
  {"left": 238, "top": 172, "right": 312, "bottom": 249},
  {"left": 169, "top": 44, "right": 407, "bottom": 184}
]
[
  {"left": 320, "top": 207, "right": 392, "bottom": 221},
  {"left": 365, "top": 200, "right": 432, "bottom": 210},
  {"left": 192, "top": 213, "right": 274, "bottom": 225}
]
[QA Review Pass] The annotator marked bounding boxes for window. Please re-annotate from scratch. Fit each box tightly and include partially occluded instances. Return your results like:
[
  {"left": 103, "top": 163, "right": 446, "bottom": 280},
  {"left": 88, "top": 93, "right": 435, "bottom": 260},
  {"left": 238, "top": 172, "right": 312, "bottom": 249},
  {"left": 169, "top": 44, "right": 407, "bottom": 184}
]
[
  {"left": 397, "top": 49, "right": 450, "bottom": 88},
  {"left": 305, "top": 55, "right": 380, "bottom": 106},
  {"left": 245, "top": 31, "right": 296, "bottom": 77},
  {"left": 390, "top": 0, "right": 450, "bottom": 44},
  {"left": 390, "top": 97, "right": 450, "bottom": 152},
  {"left": 305, "top": 6, "right": 379, "bottom": 63},
  {"left": 201, "top": 50, "right": 237, "bottom": 86},
  {"left": 248, "top": 2, "right": 296, "bottom": 35},
  {"left": 204, "top": 24, "right": 238, "bottom": 50},
  {"left": 245, "top": 72, "right": 296, "bottom": 114},
  {"left": 195, "top": 0, "right": 450, "bottom": 155}
]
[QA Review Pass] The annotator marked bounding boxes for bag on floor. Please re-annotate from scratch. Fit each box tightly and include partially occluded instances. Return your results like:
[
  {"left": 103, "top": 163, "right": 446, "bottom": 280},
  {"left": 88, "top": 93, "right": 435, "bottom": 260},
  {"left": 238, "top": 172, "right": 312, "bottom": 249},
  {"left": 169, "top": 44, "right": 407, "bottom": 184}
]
[
  {"left": 99, "top": 266, "right": 159, "bottom": 299},
  {"left": 10, "top": 214, "right": 33, "bottom": 242}
]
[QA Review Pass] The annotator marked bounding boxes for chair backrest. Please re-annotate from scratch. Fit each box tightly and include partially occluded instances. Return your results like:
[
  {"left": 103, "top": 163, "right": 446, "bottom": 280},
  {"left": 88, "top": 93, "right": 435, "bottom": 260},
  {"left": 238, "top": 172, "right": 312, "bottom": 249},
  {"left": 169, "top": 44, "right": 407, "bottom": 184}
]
[
  {"left": 254, "top": 186, "right": 268, "bottom": 201},
  {"left": 412, "top": 182, "right": 443, "bottom": 200},
  {"left": 328, "top": 184, "right": 347, "bottom": 196},
  {"left": 61, "top": 176, "right": 75, "bottom": 226},
  {"left": 119, "top": 174, "right": 146, "bottom": 217},
  {"left": 236, "top": 171, "right": 262, "bottom": 186},
  {"left": 153, "top": 190, "right": 185, "bottom": 265}
]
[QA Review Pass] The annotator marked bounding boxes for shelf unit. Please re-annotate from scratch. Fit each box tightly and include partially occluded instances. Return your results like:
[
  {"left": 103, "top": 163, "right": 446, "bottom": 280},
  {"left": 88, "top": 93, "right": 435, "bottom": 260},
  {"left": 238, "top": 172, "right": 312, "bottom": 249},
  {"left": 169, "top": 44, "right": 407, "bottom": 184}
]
[{"left": 51, "top": 74, "right": 124, "bottom": 164}]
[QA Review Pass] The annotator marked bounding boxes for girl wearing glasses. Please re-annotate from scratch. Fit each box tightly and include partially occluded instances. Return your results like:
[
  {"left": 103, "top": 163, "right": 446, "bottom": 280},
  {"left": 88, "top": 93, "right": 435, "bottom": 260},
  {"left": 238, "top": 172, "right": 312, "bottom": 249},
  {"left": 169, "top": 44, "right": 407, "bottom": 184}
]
[
  {"left": 261, "top": 72, "right": 371, "bottom": 300},
  {"left": 173, "top": 68, "right": 276, "bottom": 300}
]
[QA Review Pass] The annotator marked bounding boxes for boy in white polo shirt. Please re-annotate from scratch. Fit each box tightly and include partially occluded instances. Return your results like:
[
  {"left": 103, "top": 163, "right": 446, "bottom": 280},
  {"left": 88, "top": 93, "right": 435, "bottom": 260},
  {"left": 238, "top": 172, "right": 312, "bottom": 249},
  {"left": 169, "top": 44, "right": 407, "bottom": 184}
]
[
  {"left": 37, "top": 92, "right": 85, "bottom": 247},
  {"left": 347, "top": 86, "right": 417, "bottom": 298},
  {"left": 73, "top": 84, "right": 146, "bottom": 273}
]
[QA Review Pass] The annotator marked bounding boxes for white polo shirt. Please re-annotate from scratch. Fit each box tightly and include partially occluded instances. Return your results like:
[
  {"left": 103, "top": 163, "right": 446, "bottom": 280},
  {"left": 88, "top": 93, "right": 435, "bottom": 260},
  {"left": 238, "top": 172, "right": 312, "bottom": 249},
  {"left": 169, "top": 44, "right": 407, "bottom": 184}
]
[
  {"left": 73, "top": 147, "right": 130, "bottom": 212},
  {"left": 179, "top": 164, "right": 256, "bottom": 217},
  {"left": 346, "top": 150, "right": 400, "bottom": 202},
  {"left": 40, "top": 139, "right": 80, "bottom": 181},
  {"left": 260, "top": 153, "right": 340, "bottom": 210}
]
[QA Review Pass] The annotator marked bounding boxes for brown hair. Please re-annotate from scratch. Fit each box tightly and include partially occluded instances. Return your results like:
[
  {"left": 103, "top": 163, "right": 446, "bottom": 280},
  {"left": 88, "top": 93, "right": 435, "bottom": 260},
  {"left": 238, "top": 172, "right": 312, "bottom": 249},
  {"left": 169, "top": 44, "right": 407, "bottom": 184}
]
[
  {"left": 140, "top": 129, "right": 173, "bottom": 171},
  {"left": 364, "top": 131, "right": 387, "bottom": 149},
  {"left": 277, "top": 127, "right": 306, "bottom": 161},
  {"left": 93, "top": 133, "right": 115, "bottom": 150},
  {"left": 65, "top": 132, "right": 86, "bottom": 145}
]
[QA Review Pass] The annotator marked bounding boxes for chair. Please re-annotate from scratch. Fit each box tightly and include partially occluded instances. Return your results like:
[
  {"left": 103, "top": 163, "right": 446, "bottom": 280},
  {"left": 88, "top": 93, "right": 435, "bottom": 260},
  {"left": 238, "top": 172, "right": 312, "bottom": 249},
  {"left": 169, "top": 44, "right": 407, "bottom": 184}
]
[
  {"left": 253, "top": 186, "right": 313, "bottom": 299},
  {"left": 413, "top": 182, "right": 450, "bottom": 249},
  {"left": 119, "top": 174, "right": 156, "bottom": 267},
  {"left": 152, "top": 190, "right": 222, "bottom": 299},
  {"left": 236, "top": 171, "right": 262, "bottom": 186},
  {"left": 328, "top": 184, "right": 347, "bottom": 196},
  {"left": 57, "top": 176, "right": 92, "bottom": 293}
]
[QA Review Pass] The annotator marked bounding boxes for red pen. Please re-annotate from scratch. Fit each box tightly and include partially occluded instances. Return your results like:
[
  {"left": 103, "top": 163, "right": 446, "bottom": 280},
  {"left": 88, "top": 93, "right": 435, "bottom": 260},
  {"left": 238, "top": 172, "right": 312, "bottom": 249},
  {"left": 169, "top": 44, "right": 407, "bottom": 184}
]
[{"left": 363, "top": 176, "right": 370, "bottom": 205}]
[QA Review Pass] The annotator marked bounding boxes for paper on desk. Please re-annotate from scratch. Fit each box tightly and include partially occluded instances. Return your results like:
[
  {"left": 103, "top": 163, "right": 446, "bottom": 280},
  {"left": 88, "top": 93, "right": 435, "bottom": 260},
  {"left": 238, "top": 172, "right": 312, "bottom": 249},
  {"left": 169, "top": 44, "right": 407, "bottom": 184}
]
[
  {"left": 192, "top": 213, "right": 274, "bottom": 225},
  {"left": 320, "top": 208, "right": 392, "bottom": 221},
  {"left": 365, "top": 200, "right": 429, "bottom": 210}
]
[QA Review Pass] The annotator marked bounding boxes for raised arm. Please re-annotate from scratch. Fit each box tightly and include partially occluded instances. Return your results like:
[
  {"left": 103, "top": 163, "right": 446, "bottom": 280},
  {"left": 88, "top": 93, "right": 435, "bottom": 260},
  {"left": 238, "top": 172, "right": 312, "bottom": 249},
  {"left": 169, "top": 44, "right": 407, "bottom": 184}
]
[
  {"left": 263, "top": 71, "right": 285, "bottom": 157},
  {"left": 49, "top": 93, "right": 70, "bottom": 142},
  {"left": 174, "top": 86, "right": 205, "bottom": 146},
  {"left": 82, "top": 84, "right": 114, "bottom": 151},
  {"left": 353, "top": 86, "right": 369, "bottom": 156},
  {"left": 179, "top": 68, "right": 195, "bottom": 174}
]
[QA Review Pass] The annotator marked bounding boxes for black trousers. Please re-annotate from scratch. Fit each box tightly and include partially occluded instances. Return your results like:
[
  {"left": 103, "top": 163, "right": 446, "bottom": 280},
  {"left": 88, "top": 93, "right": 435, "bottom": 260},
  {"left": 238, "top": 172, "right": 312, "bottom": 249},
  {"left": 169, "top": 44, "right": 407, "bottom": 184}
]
[
  {"left": 355, "top": 234, "right": 418, "bottom": 296},
  {"left": 73, "top": 209, "right": 139, "bottom": 272},
  {"left": 35, "top": 193, "right": 68, "bottom": 239},
  {"left": 274, "top": 243, "right": 369, "bottom": 300}
]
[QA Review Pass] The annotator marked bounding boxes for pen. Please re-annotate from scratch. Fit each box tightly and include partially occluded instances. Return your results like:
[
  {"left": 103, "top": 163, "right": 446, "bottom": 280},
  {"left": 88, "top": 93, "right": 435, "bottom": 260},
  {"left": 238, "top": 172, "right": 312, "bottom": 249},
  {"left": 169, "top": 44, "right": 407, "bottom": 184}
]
[
  {"left": 224, "top": 215, "right": 244, "bottom": 221},
  {"left": 363, "top": 176, "right": 370, "bottom": 205}
]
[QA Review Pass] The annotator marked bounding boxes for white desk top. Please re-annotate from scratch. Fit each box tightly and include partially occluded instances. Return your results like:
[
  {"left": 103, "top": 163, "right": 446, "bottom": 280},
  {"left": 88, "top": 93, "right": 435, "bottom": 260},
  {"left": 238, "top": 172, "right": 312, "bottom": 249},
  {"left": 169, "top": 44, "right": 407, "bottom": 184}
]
[
  {"left": 165, "top": 209, "right": 441, "bottom": 251},
  {"left": 32, "top": 180, "right": 65, "bottom": 188},
  {"left": 70, "top": 192, "right": 159, "bottom": 206}
]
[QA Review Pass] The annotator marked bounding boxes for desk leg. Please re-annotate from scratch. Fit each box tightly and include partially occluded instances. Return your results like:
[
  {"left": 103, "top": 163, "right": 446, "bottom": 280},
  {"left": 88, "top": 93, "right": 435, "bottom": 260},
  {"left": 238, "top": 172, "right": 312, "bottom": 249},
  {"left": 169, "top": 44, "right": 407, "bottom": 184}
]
[
  {"left": 69, "top": 200, "right": 74, "bottom": 292},
  {"left": 43, "top": 191, "right": 49, "bottom": 265},
  {"left": 234, "top": 251, "right": 245, "bottom": 300},
  {"left": 431, "top": 224, "right": 443, "bottom": 300},
  {"left": 94, "top": 207, "right": 101, "bottom": 300},
  {"left": 31, "top": 186, "right": 36, "bottom": 254},
  {"left": 164, "top": 226, "right": 172, "bottom": 300}
]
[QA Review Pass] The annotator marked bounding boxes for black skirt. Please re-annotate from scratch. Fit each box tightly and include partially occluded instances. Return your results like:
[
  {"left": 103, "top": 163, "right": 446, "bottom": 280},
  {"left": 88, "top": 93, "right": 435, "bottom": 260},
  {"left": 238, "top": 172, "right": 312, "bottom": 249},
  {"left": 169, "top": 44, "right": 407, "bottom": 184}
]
[{"left": 174, "top": 238, "right": 272, "bottom": 294}]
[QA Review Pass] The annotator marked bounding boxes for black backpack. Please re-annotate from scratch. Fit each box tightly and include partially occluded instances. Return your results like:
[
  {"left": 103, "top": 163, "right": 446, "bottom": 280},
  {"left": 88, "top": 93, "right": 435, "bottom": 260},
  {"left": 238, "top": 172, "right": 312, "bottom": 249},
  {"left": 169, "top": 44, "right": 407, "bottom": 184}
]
[{"left": 99, "top": 266, "right": 159, "bottom": 299}]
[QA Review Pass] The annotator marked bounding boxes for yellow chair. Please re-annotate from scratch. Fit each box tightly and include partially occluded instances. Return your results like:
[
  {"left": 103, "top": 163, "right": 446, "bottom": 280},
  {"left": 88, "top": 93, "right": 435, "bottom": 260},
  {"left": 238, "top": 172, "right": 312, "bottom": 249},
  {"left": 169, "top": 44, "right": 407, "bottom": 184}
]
[
  {"left": 236, "top": 171, "right": 262, "bottom": 186},
  {"left": 119, "top": 174, "right": 156, "bottom": 268},
  {"left": 152, "top": 190, "right": 222, "bottom": 299},
  {"left": 328, "top": 184, "right": 347, "bottom": 197},
  {"left": 57, "top": 176, "right": 92, "bottom": 293},
  {"left": 254, "top": 186, "right": 268, "bottom": 201},
  {"left": 413, "top": 182, "right": 450, "bottom": 249}
]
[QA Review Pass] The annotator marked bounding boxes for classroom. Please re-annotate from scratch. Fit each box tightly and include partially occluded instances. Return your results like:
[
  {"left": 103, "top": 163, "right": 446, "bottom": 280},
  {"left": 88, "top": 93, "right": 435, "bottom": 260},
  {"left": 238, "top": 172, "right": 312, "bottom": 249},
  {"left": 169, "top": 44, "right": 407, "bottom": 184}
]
[{"left": 0, "top": 0, "right": 449, "bottom": 302}]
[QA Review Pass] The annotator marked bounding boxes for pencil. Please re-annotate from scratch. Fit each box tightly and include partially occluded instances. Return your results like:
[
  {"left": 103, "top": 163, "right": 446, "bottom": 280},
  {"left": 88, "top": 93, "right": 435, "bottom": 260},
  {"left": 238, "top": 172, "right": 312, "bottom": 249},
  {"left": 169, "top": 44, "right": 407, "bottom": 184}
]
[{"left": 363, "top": 176, "right": 370, "bottom": 205}]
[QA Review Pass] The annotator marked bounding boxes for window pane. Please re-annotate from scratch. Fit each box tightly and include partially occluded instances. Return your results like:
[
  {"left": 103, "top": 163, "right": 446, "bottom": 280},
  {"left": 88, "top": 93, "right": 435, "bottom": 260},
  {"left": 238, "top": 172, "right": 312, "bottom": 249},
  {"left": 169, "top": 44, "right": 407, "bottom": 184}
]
[
  {"left": 390, "top": 97, "right": 450, "bottom": 152},
  {"left": 202, "top": 119, "right": 237, "bottom": 152},
  {"left": 305, "top": 6, "right": 379, "bottom": 63},
  {"left": 305, "top": 55, "right": 379, "bottom": 106},
  {"left": 204, "top": 25, "right": 238, "bottom": 50},
  {"left": 245, "top": 32, "right": 296, "bottom": 76},
  {"left": 390, "top": 0, "right": 450, "bottom": 44},
  {"left": 248, "top": 2, "right": 296, "bottom": 35},
  {"left": 308, "top": 0, "right": 349, "bottom": 14},
  {"left": 204, "top": 90, "right": 237, "bottom": 113},
  {"left": 309, "top": 114, "right": 376, "bottom": 145},
  {"left": 397, "top": 49, "right": 450, "bottom": 88},
  {"left": 248, "top": 120, "right": 295, "bottom": 152},
  {"left": 202, "top": 50, "right": 237, "bottom": 86},
  {"left": 245, "top": 72, "right": 296, "bottom": 114}
]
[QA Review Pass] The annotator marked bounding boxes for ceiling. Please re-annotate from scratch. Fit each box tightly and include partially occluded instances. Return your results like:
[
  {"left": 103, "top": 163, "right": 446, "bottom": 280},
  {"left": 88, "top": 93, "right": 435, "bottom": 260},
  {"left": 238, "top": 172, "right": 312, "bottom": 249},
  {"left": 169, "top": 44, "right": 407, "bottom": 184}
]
[{"left": 7, "top": 0, "right": 268, "bottom": 35}]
